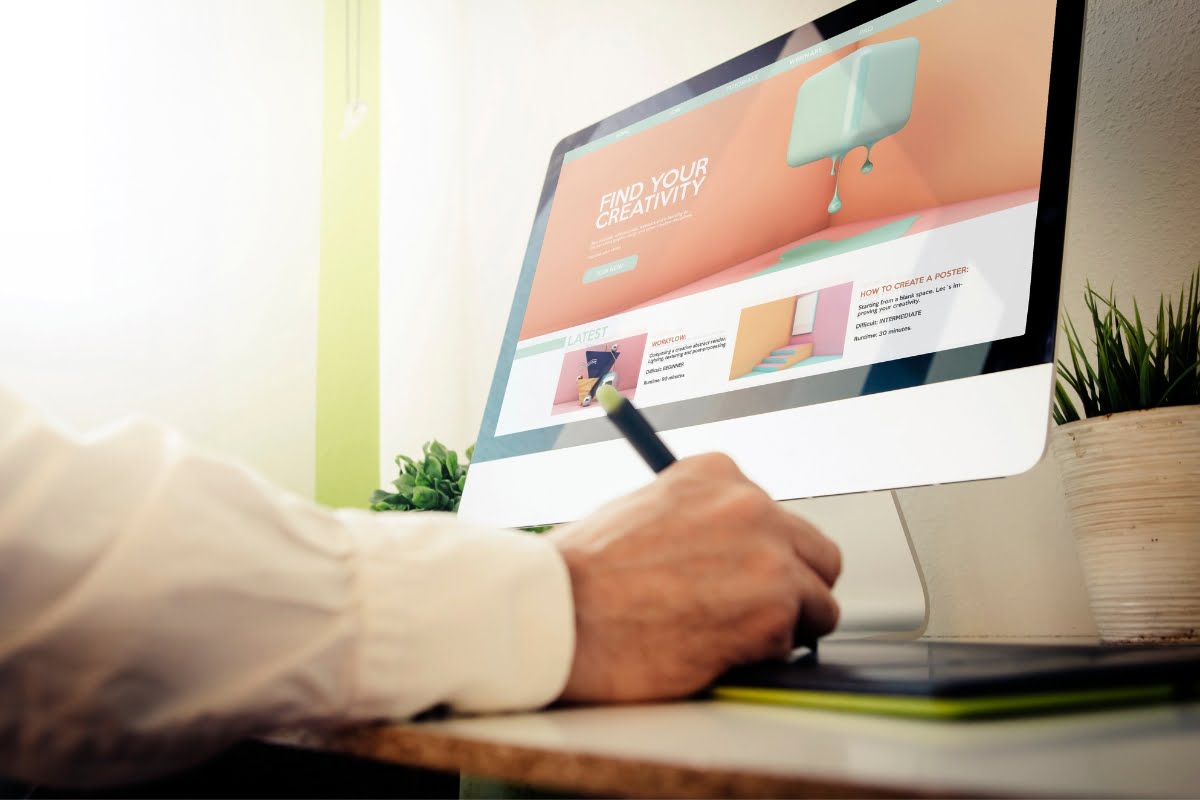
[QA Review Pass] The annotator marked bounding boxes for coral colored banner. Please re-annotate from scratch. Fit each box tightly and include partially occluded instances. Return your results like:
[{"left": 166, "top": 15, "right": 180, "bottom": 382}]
[{"left": 519, "top": 0, "right": 1054, "bottom": 342}]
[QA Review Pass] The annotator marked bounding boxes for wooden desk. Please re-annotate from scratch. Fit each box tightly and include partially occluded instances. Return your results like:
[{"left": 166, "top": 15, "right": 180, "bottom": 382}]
[{"left": 276, "top": 698, "right": 1200, "bottom": 798}]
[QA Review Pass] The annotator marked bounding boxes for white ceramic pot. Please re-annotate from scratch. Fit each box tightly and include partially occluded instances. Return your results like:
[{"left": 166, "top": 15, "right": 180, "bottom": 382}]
[{"left": 1051, "top": 406, "right": 1200, "bottom": 642}]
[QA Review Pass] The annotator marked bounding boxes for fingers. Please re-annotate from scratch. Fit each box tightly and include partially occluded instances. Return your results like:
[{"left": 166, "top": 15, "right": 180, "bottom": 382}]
[
  {"left": 669, "top": 452, "right": 843, "bottom": 588},
  {"left": 793, "top": 564, "right": 841, "bottom": 639},
  {"left": 754, "top": 559, "right": 839, "bottom": 660},
  {"left": 782, "top": 513, "right": 842, "bottom": 588},
  {"left": 766, "top": 621, "right": 798, "bottom": 662},
  {"left": 664, "top": 452, "right": 842, "bottom": 644}
]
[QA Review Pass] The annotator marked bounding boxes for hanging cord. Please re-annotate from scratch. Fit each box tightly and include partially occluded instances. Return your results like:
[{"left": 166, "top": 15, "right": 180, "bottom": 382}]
[
  {"left": 345, "top": 0, "right": 362, "bottom": 109},
  {"left": 344, "top": 0, "right": 350, "bottom": 108},
  {"left": 341, "top": 0, "right": 366, "bottom": 137},
  {"left": 354, "top": 0, "right": 362, "bottom": 108}
]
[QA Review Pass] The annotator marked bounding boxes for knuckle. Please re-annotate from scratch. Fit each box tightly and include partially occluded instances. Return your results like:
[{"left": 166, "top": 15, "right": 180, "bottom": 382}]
[
  {"left": 794, "top": 516, "right": 843, "bottom": 583},
  {"left": 757, "top": 602, "right": 796, "bottom": 645},
  {"left": 829, "top": 595, "right": 842, "bottom": 629},
  {"left": 826, "top": 539, "right": 843, "bottom": 580},
  {"left": 693, "top": 451, "right": 740, "bottom": 477},
  {"left": 720, "top": 482, "right": 773, "bottom": 520},
  {"left": 812, "top": 586, "right": 841, "bottom": 633},
  {"left": 747, "top": 540, "right": 798, "bottom": 584}
]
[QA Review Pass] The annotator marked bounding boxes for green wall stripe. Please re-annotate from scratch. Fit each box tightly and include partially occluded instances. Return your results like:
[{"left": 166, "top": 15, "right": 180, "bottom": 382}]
[
  {"left": 315, "top": 0, "right": 380, "bottom": 508},
  {"left": 514, "top": 337, "right": 568, "bottom": 359}
]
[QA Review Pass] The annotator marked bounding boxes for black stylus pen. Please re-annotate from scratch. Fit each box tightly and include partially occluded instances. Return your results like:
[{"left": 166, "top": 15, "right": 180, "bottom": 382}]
[
  {"left": 595, "top": 384, "right": 819, "bottom": 656},
  {"left": 596, "top": 383, "right": 677, "bottom": 472}
]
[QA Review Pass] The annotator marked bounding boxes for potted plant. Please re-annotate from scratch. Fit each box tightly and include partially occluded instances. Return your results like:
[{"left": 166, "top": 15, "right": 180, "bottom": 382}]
[
  {"left": 1051, "top": 268, "right": 1200, "bottom": 643},
  {"left": 371, "top": 440, "right": 471, "bottom": 513},
  {"left": 371, "top": 441, "right": 553, "bottom": 532}
]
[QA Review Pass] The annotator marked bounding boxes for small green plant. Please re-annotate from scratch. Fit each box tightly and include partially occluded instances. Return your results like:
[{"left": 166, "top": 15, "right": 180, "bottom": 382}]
[
  {"left": 371, "top": 440, "right": 470, "bottom": 512},
  {"left": 1054, "top": 268, "right": 1200, "bottom": 425},
  {"left": 371, "top": 441, "right": 554, "bottom": 533}
]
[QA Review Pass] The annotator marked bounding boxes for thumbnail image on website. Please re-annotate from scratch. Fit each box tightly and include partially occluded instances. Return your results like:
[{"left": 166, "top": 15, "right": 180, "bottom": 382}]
[{"left": 494, "top": 0, "right": 1055, "bottom": 438}]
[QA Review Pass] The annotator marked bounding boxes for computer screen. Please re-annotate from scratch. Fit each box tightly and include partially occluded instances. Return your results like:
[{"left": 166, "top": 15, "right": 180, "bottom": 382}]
[{"left": 461, "top": 0, "right": 1084, "bottom": 527}]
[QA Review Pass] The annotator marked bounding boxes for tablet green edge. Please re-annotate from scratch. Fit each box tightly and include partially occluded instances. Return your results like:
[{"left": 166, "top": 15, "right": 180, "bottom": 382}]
[{"left": 711, "top": 684, "right": 1177, "bottom": 719}]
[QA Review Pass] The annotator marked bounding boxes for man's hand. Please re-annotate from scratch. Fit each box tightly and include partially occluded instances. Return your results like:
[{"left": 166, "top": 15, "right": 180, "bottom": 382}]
[{"left": 550, "top": 453, "right": 841, "bottom": 703}]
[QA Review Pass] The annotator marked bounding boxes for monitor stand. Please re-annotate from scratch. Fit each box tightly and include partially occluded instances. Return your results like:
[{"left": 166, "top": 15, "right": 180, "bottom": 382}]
[{"left": 785, "top": 468, "right": 1098, "bottom": 643}]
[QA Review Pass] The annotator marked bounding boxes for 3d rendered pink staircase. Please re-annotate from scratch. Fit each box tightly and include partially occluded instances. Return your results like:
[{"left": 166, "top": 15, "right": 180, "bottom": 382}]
[{"left": 749, "top": 343, "right": 814, "bottom": 373}]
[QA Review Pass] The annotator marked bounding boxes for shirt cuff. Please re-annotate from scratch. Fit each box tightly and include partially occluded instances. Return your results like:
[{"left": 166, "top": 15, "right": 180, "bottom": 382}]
[{"left": 343, "top": 512, "right": 575, "bottom": 718}]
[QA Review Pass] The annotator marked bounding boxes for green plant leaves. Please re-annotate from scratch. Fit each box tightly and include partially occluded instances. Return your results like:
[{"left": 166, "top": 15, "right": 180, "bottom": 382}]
[
  {"left": 369, "top": 440, "right": 556, "bottom": 533},
  {"left": 371, "top": 440, "right": 471, "bottom": 513},
  {"left": 411, "top": 485, "right": 440, "bottom": 509},
  {"left": 424, "top": 455, "right": 443, "bottom": 480},
  {"left": 1054, "top": 267, "right": 1200, "bottom": 423}
]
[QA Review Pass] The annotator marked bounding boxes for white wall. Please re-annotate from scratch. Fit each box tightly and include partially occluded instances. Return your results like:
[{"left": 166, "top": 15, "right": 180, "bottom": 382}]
[
  {"left": 382, "top": 0, "right": 1200, "bottom": 634},
  {"left": 895, "top": 0, "right": 1200, "bottom": 638},
  {"left": 0, "top": 0, "right": 324, "bottom": 496},
  {"left": 377, "top": 1, "right": 470, "bottom": 479}
]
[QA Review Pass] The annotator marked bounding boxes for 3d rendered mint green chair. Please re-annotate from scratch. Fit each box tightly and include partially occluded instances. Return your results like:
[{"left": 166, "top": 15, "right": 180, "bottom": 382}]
[{"left": 787, "top": 37, "right": 920, "bottom": 213}]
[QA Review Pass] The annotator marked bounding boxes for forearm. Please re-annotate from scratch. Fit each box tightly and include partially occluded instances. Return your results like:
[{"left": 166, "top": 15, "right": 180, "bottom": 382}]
[{"left": 0, "top": 389, "right": 573, "bottom": 787}]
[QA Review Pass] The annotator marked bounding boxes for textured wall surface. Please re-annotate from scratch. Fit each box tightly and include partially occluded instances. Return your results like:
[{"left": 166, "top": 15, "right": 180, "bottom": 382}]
[
  {"left": 900, "top": 0, "right": 1200, "bottom": 637},
  {"left": 1063, "top": 0, "right": 1200, "bottom": 302}
]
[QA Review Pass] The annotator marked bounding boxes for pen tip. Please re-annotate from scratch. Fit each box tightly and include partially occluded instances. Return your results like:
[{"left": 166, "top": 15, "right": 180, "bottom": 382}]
[{"left": 597, "top": 384, "right": 623, "bottom": 414}]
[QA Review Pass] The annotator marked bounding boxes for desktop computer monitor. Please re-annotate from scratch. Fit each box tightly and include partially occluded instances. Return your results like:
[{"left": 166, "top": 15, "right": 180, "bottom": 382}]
[{"left": 460, "top": 0, "right": 1085, "bottom": 528}]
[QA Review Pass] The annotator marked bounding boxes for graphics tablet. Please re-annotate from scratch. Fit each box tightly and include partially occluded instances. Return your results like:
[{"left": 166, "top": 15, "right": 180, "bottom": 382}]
[{"left": 715, "top": 640, "right": 1200, "bottom": 719}]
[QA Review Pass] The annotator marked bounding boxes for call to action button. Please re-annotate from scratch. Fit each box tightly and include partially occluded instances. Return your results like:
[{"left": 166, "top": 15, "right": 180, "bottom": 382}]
[{"left": 582, "top": 255, "right": 638, "bottom": 284}]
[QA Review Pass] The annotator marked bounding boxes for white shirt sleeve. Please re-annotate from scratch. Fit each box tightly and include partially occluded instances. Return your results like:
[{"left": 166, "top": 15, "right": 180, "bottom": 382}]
[{"left": 0, "top": 386, "right": 575, "bottom": 788}]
